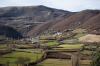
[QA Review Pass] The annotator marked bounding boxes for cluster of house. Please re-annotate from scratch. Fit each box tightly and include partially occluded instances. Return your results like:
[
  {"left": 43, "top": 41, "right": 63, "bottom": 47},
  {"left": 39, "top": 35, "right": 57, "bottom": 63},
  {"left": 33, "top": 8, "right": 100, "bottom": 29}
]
[{"left": 53, "top": 32, "right": 62, "bottom": 37}]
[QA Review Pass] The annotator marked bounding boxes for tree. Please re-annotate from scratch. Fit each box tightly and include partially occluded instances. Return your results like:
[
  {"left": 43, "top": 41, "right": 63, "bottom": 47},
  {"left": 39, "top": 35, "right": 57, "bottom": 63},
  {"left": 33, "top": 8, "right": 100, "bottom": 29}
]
[
  {"left": 17, "top": 57, "right": 24, "bottom": 66},
  {"left": 6, "top": 61, "right": 9, "bottom": 66},
  {"left": 14, "top": 60, "right": 19, "bottom": 66},
  {"left": 90, "top": 51, "right": 100, "bottom": 66},
  {"left": 24, "top": 57, "right": 30, "bottom": 62},
  {"left": 15, "top": 57, "right": 30, "bottom": 66},
  {"left": 0, "top": 50, "right": 3, "bottom": 57}
]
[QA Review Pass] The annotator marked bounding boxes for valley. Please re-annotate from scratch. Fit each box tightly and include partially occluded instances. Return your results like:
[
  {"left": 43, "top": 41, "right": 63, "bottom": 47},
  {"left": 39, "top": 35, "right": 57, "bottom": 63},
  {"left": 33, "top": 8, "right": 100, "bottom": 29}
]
[
  {"left": 0, "top": 5, "right": 100, "bottom": 66},
  {"left": 0, "top": 28, "right": 100, "bottom": 66}
]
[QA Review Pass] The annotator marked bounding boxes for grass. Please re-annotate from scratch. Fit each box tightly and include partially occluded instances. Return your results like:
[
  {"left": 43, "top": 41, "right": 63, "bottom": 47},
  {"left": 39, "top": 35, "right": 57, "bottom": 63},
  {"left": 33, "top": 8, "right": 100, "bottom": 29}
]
[
  {"left": 61, "top": 39, "right": 77, "bottom": 43},
  {"left": 0, "top": 45, "right": 6, "bottom": 48},
  {"left": 35, "top": 58, "right": 91, "bottom": 66},
  {"left": 81, "top": 50, "right": 96, "bottom": 54},
  {"left": 44, "top": 41, "right": 58, "bottom": 45},
  {"left": 72, "top": 28, "right": 87, "bottom": 33},
  {"left": 0, "top": 51, "right": 42, "bottom": 66},
  {"left": 35, "top": 58, "right": 71, "bottom": 66},
  {"left": 15, "top": 44, "right": 32, "bottom": 47},
  {"left": 74, "top": 34, "right": 87, "bottom": 38},
  {"left": 80, "top": 60, "right": 91, "bottom": 66},
  {"left": 85, "top": 46, "right": 97, "bottom": 48},
  {"left": 59, "top": 44, "right": 84, "bottom": 49},
  {"left": 14, "top": 48, "right": 42, "bottom": 53}
]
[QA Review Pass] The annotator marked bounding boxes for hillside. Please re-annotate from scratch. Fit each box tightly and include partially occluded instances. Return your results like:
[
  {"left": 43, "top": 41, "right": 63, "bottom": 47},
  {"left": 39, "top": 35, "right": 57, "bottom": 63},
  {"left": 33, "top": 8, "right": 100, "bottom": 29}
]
[
  {"left": 0, "top": 5, "right": 70, "bottom": 37},
  {"left": 0, "top": 24, "right": 23, "bottom": 39},
  {"left": 27, "top": 10, "right": 100, "bottom": 37},
  {"left": 0, "top": 5, "right": 69, "bottom": 28},
  {"left": 27, "top": 12, "right": 76, "bottom": 37}
]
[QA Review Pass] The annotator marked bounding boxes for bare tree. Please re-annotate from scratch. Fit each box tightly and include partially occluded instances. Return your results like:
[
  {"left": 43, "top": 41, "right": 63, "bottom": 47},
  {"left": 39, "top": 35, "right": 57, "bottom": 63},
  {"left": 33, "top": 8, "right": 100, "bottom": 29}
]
[
  {"left": 71, "top": 52, "right": 80, "bottom": 66},
  {"left": 14, "top": 60, "right": 19, "bottom": 66}
]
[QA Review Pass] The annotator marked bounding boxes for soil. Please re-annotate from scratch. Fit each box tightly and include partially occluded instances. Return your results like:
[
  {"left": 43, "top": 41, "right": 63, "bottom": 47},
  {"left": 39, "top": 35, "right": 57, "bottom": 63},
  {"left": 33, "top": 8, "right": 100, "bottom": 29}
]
[{"left": 78, "top": 34, "right": 100, "bottom": 42}]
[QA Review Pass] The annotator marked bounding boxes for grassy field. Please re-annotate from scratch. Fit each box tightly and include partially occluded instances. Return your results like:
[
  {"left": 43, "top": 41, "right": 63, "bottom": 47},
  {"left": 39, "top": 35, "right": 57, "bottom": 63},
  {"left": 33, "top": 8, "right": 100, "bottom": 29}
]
[
  {"left": 59, "top": 44, "right": 84, "bottom": 49},
  {"left": 72, "top": 28, "right": 87, "bottom": 33},
  {"left": 14, "top": 48, "right": 42, "bottom": 53},
  {"left": 35, "top": 58, "right": 71, "bottom": 66},
  {"left": 81, "top": 50, "right": 96, "bottom": 54},
  {"left": 80, "top": 60, "right": 91, "bottom": 66},
  {"left": 0, "top": 45, "right": 6, "bottom": 48},
  {"left": 61, "top": 39, "right": 77, "bottom": 43},
  {"left": 74, "top": 34, "right": 87, "bottom": 38},
  {"left": 44, "top": 41, "right": 58, "bottom": 45},
  {"left": 0, "top": 52, "right": 42, "bottom": 66},
  {"left": 15, "top": 44, "right": 32, "bottom": 47},
  {"left": 35, "top": 58, "right": 91, "bottom": 66}
]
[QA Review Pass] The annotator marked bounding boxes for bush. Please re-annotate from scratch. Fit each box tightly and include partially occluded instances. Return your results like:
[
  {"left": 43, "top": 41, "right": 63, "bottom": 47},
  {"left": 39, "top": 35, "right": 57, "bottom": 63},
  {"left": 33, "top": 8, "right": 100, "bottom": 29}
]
[{"left": 90, "top": 51, "right": 100, "bottom": 66}]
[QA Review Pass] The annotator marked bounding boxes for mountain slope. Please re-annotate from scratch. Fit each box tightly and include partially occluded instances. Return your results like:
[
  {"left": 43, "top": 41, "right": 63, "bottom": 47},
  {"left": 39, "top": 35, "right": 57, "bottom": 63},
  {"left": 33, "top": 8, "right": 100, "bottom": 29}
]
[
  {"left": 0, "top": 5, "right": 70, "bottom": 37},
  {"left": 0, "top": 5, "right": 69, "bottom": 28},
  {"left": 27, "top": 10, "right": 100, "bottom": 37},
  {"left": 50, "top": 10, "right": 100, "bottom": 30},
  {"left": 0, "top": 24, "right": 23, "bottom": 39},
  {"left": 27, "top": 12, "right": 76, "bottom": 37},
  {"left": 80, "top": 13, "right": 100, "bottom": 29}
]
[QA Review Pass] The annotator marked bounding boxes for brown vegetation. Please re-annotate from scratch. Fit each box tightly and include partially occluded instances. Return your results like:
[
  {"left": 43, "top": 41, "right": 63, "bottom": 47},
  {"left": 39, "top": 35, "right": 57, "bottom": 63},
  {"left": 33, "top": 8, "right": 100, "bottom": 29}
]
[{"left": 27, "top": 10, "right": 100, "bottom": 37}]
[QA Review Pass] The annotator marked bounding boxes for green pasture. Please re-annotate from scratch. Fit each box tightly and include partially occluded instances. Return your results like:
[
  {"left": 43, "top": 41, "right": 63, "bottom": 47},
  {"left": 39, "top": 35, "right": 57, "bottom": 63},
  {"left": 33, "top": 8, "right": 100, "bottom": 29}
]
[
  {"left": 61, "top": 39, "right": 77, "bottom": 43},
  {"left": 85, "top": 46, "right": 97, "bottom": 48},
  {"left": 72, "top": 28, "right": 87, "bottom": 33},
  {"left": 35, "top": 58, "right": 91, "bottom": 66},
  {"left": 74, "top": 34, "right": 87, "bottom": 38},
  {"left": 0, "top": 45, "right": 6, "bottom": 48},
  {"left": 0, "top": 52, "right": 42, "bottom": 66},
  {"left": 80, "top": 60, "right": 91, "bottom": 66},
  {"left": 81, "top": 50, "right": 96, "bottom": 54},
  {"left": 15, "top": 44, "right": 32, "bottom": 47},
  {"left": 44, "top": 41, "right": 58, "bottom": 45},
  {"left": 14, "top": 48, "right": 42, "bottom": 53},
  {"left": 35, "top": 59, "right": 71, "bottom": 66},
  {"left": 59, "top": 44, "right": 84, "bottom": 49}
]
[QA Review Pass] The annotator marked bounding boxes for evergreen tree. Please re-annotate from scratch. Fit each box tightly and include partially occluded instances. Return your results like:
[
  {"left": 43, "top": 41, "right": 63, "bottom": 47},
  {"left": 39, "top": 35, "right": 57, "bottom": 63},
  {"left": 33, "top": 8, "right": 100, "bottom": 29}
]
[{"left": 90, "top": 51, "right": 100, "bottom": 66}]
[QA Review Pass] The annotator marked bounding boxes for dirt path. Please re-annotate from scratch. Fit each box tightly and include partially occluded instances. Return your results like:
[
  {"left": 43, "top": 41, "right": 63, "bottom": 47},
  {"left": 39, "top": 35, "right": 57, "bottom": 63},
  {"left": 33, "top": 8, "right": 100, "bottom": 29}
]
[{"left": 78, "top": 34, "right": 100, "bottom": 42}]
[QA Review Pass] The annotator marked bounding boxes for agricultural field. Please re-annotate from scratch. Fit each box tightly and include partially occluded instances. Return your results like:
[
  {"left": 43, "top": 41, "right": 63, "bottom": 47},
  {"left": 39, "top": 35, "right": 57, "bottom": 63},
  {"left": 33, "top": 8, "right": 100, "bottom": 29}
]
[
  {"left": 35, "top": 58, "right": 91, "bottom": 66},
  {"left": 44, "top": 41, "right": 58, "bottom": 45},
  {"left": 0, "top": 52, "right": 42, "bottom": 66},
  {"left": 61, "top": 39, "right": 77, "bottom": 43},
  {"left": 81, "top": 50, "right": 96, "bottom": 54},
  {"left": 0, "top": 45, "right": 7, "bottom": 48},
  {"left": 74, "top": 34, "right": 87, "bottom": 38},
  {"left": 72, "top": 28, "right": 87, "bottom": 33},
  {"left": 35, "top": 58, "right": 71, "bottom": 66},
  {"left": 59, "top": 44, "right": 84, "bottom": 49},
  {"left": 0, "top": 28, "right": 99, "bottom": 66},
  {"left": 0, "top": 44, "right": 42, "bottom": 66}
]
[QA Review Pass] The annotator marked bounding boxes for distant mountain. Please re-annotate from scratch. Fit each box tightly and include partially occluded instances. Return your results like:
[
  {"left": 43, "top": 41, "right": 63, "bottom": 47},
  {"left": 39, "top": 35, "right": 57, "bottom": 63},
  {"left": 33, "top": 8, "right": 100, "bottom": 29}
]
[
  {"left": 0, "top": 24, "right": 23, "bottom": 39},
  {"left": 27, "top": 10, "right": 100, "bottom": 37},
  {"left": 0, "top": 5, "right": 70, "bottom": 37}
]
